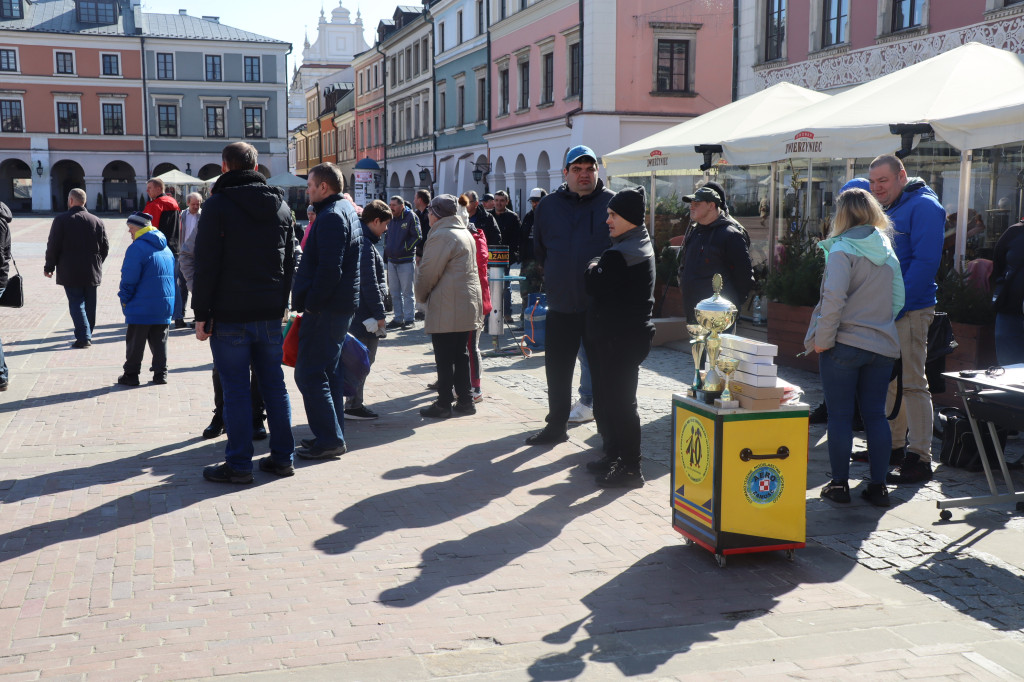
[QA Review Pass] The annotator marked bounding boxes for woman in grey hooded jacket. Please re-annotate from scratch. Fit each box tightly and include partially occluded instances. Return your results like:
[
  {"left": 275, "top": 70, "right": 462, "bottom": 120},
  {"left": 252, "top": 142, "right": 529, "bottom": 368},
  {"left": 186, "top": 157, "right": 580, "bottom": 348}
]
[{"left": 804, "top": 188, "right": 904, "bottom": 508}]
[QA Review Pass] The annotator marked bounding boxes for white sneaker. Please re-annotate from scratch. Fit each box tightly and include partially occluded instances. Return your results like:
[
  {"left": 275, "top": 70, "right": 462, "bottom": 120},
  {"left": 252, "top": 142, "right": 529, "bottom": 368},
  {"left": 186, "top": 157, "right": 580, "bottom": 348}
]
[
  {"left": 471, "top": 388, "right": 483, "bottom": 403},
  {"left": 567, "top": 400, "right": 594, "bottom": 423}
]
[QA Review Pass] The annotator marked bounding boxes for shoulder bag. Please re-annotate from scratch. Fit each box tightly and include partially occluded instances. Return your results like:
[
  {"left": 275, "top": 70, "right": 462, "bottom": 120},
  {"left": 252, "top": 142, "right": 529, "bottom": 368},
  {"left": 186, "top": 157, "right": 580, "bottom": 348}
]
[{"left": 0, "top": 256, "right": 23, "bottom": 308}]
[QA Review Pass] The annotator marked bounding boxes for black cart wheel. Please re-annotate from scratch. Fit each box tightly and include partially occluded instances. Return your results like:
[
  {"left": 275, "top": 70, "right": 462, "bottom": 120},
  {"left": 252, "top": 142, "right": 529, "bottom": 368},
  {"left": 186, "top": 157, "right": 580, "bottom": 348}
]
[
  {"left": 715, "top": 554, "right": 726, "bottom": 568},
  {"left": 939, "top": 509, "right": 953, "bottom": 521},
  {"left": 785, "top": 549, "right": 795, "bottom": 561}
]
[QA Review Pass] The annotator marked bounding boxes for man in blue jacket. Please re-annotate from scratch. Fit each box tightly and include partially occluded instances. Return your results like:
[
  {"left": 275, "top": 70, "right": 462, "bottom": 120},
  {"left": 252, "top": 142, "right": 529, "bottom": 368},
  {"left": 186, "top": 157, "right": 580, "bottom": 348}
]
[
  {"left": 117, "top": 212, "right": 175, "bottom": 387},
  {"left": 384, "top": 195, "right": 421, "bottom": 329},
  {"left": 292, "top": 163, "right": 362, "bottom": 459},
  {"left": 525, "top": 145, "right": 614, "bottom": 446},
  {"left": 345, "top": 199, "right": 391, "bottom": 420},
  {"left": 869, "top": 154, "right": 945, "bottom": 485}
]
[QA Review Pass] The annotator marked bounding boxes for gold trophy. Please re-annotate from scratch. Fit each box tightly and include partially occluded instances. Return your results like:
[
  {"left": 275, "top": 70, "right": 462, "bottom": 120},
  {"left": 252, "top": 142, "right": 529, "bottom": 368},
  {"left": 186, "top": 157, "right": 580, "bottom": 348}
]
[
  {"left": 716, "top": 356, "right": 740, "bottom": 407},
  {"left": 686, "top": 324, "right": 707, "bottom": 393},
  {"left": 693, "top": 274, "right": 738, "bottom": 403}
]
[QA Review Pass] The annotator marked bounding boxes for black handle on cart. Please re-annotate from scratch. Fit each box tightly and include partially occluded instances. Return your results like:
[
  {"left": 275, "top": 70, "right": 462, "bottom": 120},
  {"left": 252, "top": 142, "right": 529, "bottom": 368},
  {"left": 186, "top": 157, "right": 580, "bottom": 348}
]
[{"left": 739, "top": 446, "right": 790, "bottom": 461}]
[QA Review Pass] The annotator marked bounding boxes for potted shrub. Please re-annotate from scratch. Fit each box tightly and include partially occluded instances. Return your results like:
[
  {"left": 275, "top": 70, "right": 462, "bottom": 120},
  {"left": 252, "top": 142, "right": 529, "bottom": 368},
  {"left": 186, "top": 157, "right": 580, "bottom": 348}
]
[
  {"left": 764, "top": 231, "right": 824, "bottom": 372},
  {"left": 652, "top": 194, "right": 688, "bottom": 317}
]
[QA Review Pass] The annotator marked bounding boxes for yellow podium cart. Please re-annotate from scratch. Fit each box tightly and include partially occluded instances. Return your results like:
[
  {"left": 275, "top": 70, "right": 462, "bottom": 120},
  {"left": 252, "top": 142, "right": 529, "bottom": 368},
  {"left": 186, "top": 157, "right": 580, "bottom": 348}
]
[{"left": 671, "top": 392, "right": 809, "bottom": 567}]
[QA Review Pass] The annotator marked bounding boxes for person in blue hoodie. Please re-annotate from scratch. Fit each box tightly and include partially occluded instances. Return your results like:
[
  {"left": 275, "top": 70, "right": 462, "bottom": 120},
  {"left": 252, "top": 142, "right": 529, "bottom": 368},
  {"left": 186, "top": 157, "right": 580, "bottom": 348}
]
[
  {"left": 117, "top": 212, "right": 175, "bottom": 386},
  {"left": 805, "top": 188, "right": 905, "bottom": 507},
  {"left": 868, "top": 154, "right": 945, "bottom": 486}
]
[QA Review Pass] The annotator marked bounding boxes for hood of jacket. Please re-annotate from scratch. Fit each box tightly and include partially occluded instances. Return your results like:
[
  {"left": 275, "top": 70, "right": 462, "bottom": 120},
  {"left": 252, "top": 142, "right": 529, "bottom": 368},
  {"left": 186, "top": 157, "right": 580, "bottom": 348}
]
[
  {"left": 818, "top": 225, "right": 893, "bottom": 266},
  {"left": 431, "top": 215, "right": 466, "bottom": 232},
  {"left": 887, "top": 177, "right": 936, "bottom": 211},
  {"left": 211, "top": 169, "right": 285, "bottom": 222},
  {"left": 134, "top": 226, "right": 168, "bottom": 251},
  {"left": 609, "top": 224, "right": 654, "bottom": 267}
]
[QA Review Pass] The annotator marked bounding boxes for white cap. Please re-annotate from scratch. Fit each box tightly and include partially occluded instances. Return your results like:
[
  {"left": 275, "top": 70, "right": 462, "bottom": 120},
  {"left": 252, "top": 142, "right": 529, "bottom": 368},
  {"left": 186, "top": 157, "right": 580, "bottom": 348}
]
[{"left": 529, "top": 187, "right": 545, "bottom": 200}]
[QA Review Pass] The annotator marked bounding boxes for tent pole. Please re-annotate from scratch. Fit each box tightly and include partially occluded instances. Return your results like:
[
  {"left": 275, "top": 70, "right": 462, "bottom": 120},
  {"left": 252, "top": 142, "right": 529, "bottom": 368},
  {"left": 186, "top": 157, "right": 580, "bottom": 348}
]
[
  {"left": 846, "top": 158, "right": 856, "bottom": 183},
  {"left": 805, "top": 159, "right": 814, "bottom": 236},
  {"left": 955, "top": 150, "right": 973, "bottom": 273},
  {"left": 650, "top": 171, "right": 656, "bottom": 234},
  {"left": 768, "top": 161, "right": 778, "bottom": 275}
]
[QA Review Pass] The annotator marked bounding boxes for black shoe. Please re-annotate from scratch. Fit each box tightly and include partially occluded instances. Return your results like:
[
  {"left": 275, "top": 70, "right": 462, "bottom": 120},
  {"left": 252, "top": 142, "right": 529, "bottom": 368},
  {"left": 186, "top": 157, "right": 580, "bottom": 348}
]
[
  {"left": 385, "top": 320, "right": 403, "bottom": 330},
  {"left": 252, "top": 421, "right": 267, "bottom": 440},
  {"left": 889, "top": 446, "right": 906, "bottom": 466},
  {"left": 344, "top": 406, "right": 379, "bottom": 420},
  {"left": 152, "top": 372, "right": 167, "bottom": 385},
  {"left": 420, "top": 401, "right": 453, "bottom": 419},
  {"left": 258, "top": 456, "right": 294, "bottom": 477},
  {"left": 596, "top": 460, "right": 645, "bottom": 489},
  {"left": 414, "top": 311, "right": 425, "bottom": 321},
  {"left": 860, "top": 483, "right": 891, "bottom": 507},
  {"left": 0, "top": 380, "right": 7, "bottom": 392},
  {"left": 203, "top": 462, "right": 253, "bottom": 484},
  {"left": 173, "top": 319, "right": 193, "bottom": 330},
  {"left": 426, "top": 381, "right": 439, "bottom": 391},
  {"left": 886, "top": 453, "right": 933, "bottom": 485},
  {"left": 72, "top": 339, "right": 92, "bottom": 349},
  {"left": 585, "top": 454, "right": 617, "bottom": 474},
  {"left": 452, "top": 400, "right": 476, "bottom": 416},
  {"left": 299, "top": 437, "right": 315, "bottom": 450},
  {"left": 402, "top": 320, "right": 414, "bottom": 329},
  {"left": 808, "top": 401, "right": 828, "bottom": 425},
  {"left": 820, "top": 479, "right": 851, "bottom": 503},
  {"left": 116, "top": 373, "right": 140, "bottom": 386},
  {"left": 525, "top": 428, "right": 569, "bottom": 446},
  {"left": 203, "top": 414, "right": 225, "bottom": 439},
  {"left": 296, "top": 442, "right": 347, "bottom": 460}
]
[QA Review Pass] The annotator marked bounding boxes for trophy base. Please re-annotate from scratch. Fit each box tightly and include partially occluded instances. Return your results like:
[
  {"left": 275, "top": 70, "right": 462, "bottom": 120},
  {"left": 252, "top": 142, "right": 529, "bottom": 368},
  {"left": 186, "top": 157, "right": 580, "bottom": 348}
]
[
  {"left": 694, "top": 388, "right": 722, "bottom": 405},
  {"left": 714, "top": 398, "right": 739, "bottom": 409}
]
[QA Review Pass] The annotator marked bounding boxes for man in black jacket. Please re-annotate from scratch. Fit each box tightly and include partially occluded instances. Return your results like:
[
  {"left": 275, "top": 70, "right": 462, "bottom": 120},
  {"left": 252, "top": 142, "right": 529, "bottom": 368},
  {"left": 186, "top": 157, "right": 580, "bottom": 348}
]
[
  {"left": 526, "top": 145, "right": 613, "bottom": 446},
  {"left": 0, "top": 201, "right": 11, "bottom": 390},
  {"left": 291, "top": 162, "right": 363, "bottom": 459},
  {"left": 466, "top": 191, "right": 501, "bottom": 246},
  {"left": 44, "top": 189, "right": 109, "bottom": 349},
  {"left": 193, "top": 142, "right": 296, "bottom": 484}
]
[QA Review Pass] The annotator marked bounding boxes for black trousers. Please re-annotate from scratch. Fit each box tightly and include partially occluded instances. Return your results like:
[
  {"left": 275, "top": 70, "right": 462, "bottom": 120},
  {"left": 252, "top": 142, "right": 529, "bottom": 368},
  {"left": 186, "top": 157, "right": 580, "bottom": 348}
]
[
  {"left": 432, "top": 331, "right": 472, "bottom": 406},
  {"left": 212, "top": 364, "right": 264, "bottom": 420},
  {"left": 124, "top": 324, "right": 169, "bottom": 375},
  {"left": 543, "top": 310, "right": 587, "bottom": 430},
  {"left": 584, "top": 327, "right": 653, "bottom": 467}
]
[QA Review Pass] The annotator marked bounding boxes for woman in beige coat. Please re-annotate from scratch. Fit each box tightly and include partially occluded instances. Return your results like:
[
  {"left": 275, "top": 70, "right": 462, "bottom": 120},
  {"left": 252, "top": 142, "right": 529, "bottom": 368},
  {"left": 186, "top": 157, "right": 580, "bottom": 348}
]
[{"left": 414, "top": 195, "right": 483, "bottom": 418}]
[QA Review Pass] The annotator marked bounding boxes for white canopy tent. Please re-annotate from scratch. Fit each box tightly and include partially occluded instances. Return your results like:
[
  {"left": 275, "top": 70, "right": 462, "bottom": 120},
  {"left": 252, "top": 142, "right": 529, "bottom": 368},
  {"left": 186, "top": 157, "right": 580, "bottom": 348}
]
[
  {"left": 155, "top": 169, "right": 204, "bottom": 186},
  {"left": 266, "top": 172, "right": 308, "bottom": 189},
  {"left": 603, "top": 82, "right": 831, "bottom": 177}
]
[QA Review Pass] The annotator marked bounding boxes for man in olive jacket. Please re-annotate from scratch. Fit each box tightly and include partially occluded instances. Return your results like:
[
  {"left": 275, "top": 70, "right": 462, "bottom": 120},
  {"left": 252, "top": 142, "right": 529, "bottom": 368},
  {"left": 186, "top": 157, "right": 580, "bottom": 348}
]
[{"left": 44, "top": 188, "right": 109, "bottom": 348}]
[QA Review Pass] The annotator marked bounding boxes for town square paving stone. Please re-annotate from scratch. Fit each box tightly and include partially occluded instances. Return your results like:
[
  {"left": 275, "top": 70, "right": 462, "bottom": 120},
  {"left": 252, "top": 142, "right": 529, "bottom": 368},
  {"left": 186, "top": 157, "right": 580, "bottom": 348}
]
[{"left": 1, "top": 214, "right": 1024, "bottom": 680}]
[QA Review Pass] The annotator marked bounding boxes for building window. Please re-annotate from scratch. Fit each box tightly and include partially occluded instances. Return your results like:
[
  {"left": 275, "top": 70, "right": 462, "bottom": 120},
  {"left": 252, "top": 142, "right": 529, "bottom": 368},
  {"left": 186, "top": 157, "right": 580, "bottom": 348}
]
[
  {"left": 499, "top": 0, "right": 506, "bottom": 20},
  {"left": 0, "top": 100, "right": 23, "bottom": 132},
  {"left": 477, "top": 76, "right": 487, "bottom": 120},
  {"left": 244, "top": 56, "right": 260, "bottom": 82},
  {"left": 205, "top": 106, "right": 225, "bottom": 137},
  {"left": 156, "top": 53, "right": 174, "bottom": 80},
  {"left": 1, "top": 0, "right": 24, "bottom": 20},
  {"left": 422, "top": 40, "right": 429, "bottom": 73},
  {"left": 656, "top": 40, "right": 690, "bottom": 93},
  {"left": 423, "top": 100, "right": 428, "bottom": 135},
  {"left": 244, "top": 107, "right": 263, "bottom": 138},
  {"left": 57, "top": 101, "right": 79, "bottom": 134},
  {"left": 568, "top": 42, "right": 581, "bottom": 97},
  {"left": 477, "top": 0, "right": 484, "bottom": 34},
  {"left": 390, "top": 57, "right": 396, "bottom": 87},
  {"left": 0, "top": 49, "right": 17, "bottom": 72},
  {"left": 891, "top": 0, "right": 922, "bottom": 32},
  {"left": 765, "top": 0, "right": 786, "bottom": 61},
  {"left": 406, "top": 48, "right": 412, "bottom": 79},
  {"left": 102, "top": 103, "right": 124, "bottom": 135},
  {"left": 499, "top": 67, "right": 509, "bottom": 115},
  {"left": 56, "top": 52, "right": 75, "bottom": 75},
  {"left": 822, "top": 0, "right": 848, "bottom": 47},
  {"left": 391, "top": 110, "right": 396, "bottom": 142},
  {"left": 374, "top": 116, "right": 380, "bottom": 146},
  {"left": 456, "top": 84, "right": 464, "bottom": 126},
  {"left": 102, "top": 54, "right": 120, "bottom": 76},
  {"left": 157, "top": 104, "right": 177, "bottom": 136},
  {"left": 438, "top": 91, "right": 446, "bottom": 129},
  {"left": 78, "top": 0, "right": 115, "bottom": 23},
  {"left": 541, "top": 52, "right": 554, "bottom": 103},
  {"left": 520, "top": 0, "right": 527, "bottom": 9},
  {"left": 518, "top": 60, "right": 529, "bottom": 109},
  {"left": 205, "top": 55, "right": 222, "bottom": 81},
  {"left": 438, "top": 23, "right": 445, "bottom": 53},
  {"left": 457, "top": 11, "right": 463, "bottom": 43}
]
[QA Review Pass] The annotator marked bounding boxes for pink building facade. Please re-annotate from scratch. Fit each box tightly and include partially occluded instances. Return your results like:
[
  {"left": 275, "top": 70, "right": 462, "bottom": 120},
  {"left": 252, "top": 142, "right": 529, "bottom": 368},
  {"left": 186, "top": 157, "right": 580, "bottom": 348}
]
[{"left": 485, "top": 0, "right": 733, "bottom": 211}]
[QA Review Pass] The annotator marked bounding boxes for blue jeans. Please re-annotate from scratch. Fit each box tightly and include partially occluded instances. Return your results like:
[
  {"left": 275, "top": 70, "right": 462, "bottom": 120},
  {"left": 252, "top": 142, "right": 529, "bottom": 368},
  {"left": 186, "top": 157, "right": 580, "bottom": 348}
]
[
  {"left": 819, "top": 343, "right": 894, "bottom": 485},
  {"left": 294, "top": 310, "right": 352, "bottom": 448},
  {"left": 995, "top": 312, "right": 1024, "bottom": 366},
  {"left": 578, "top": 345, "right": 593, "bottom": 407},
  {"left": 0, "top": 286, "right": 6, "bottom": 383},
  {"left": 64, "top": 285, "right": 97, "bottom": 343},
  {"left": 210, "top": 320, "right": 294, "bottom": 472},
  {"left": 387, "top": 261, "right": 415, "bottom": 323}
]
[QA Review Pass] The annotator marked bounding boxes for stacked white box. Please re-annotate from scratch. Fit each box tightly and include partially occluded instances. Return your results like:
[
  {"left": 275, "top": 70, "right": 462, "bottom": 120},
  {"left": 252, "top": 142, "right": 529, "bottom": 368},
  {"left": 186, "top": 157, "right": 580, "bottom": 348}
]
[{"left": 719, "top": 334, "right": 783, "bottom": 398}]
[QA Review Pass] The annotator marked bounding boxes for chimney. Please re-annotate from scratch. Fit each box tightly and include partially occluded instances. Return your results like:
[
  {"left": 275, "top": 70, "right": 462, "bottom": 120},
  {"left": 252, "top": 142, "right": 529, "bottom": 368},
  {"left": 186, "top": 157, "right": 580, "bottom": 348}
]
[
  {"left": 202, "top": 16, "right": 219, "bottom": 23},
  {"left": 178, "top": 9, "right": 187, "bottom": 15}
]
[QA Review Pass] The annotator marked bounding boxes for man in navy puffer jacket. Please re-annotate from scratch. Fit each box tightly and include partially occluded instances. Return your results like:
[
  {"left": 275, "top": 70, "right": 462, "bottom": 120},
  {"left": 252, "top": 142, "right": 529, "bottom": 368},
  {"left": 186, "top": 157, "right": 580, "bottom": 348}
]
[
  {"left": 869, "top": 154, "right": 945, "bottom": 485},
  {"left": 117, "top": 212, "right": 175, "bottom": 386}
]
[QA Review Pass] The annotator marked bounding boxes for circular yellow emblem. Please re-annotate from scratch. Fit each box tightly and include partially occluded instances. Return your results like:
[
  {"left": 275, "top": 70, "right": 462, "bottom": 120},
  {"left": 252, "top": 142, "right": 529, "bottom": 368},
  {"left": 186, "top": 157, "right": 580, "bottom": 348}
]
[{"left": 678, "top": 416, "right": 711, "bottom": 484}]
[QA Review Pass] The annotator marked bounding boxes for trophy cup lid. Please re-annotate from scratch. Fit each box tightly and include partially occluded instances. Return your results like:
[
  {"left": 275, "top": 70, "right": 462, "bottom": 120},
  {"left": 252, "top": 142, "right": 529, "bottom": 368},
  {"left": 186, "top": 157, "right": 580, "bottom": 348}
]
[{"left": 695, "top": 274, "right": 738, "bottom": 315}]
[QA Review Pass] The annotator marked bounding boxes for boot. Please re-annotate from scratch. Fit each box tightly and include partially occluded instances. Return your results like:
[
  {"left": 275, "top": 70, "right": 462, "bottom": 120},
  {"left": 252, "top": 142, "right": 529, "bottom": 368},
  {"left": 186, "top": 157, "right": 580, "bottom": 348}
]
[{"left": 203, "top": 413, "right": 225, "bottom": 439}]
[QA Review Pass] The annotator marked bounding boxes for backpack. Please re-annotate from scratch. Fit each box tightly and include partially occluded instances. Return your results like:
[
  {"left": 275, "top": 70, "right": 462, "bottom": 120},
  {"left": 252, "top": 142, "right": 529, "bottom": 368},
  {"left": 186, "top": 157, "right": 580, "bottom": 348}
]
[{"left": 937, "top": 407, "right": 1007, "bottom": 472}]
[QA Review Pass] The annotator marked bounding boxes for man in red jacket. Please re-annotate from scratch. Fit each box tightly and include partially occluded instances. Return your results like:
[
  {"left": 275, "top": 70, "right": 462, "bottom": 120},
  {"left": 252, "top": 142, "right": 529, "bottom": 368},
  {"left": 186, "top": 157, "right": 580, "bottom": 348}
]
[{"left": 144, "top": 178, "right": 180, "bottom": 251}]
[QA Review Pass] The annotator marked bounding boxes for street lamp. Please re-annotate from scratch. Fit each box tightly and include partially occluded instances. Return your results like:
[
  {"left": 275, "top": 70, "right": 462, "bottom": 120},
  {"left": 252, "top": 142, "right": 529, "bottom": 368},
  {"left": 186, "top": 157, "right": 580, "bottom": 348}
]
[
  {"left": 418, "top": 167, "right": 430, "bottom": 183},
  {"left": 35, "top": 161, "right": 43, "bottom": 177},
  {"left": 472, "top": 161, "right": 490, "bottom": 184},
  {"left": 185, "top": 162, "right": 192, "bottom": 175}
]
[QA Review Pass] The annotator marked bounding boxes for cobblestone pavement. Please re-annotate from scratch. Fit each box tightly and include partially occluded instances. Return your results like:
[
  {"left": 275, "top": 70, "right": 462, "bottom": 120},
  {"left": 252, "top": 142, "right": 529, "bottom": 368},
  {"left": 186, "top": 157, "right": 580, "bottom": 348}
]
[{"left": 2, "top": 215, "right": 1024, "bottom": 681}]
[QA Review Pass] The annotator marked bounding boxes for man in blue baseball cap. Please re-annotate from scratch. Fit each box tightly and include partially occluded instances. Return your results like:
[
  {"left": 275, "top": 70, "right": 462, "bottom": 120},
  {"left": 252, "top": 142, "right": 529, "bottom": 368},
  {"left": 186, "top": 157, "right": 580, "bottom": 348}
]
[{"left": 526, "top": 144, "right": 615, "bottom": 446}]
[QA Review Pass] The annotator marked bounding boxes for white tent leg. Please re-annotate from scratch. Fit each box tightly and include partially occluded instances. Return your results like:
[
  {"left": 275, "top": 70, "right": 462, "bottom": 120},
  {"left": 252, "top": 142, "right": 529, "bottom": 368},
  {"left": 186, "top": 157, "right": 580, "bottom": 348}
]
[{"left": 955, "top": 150, "right": 973, "bottom": 273}]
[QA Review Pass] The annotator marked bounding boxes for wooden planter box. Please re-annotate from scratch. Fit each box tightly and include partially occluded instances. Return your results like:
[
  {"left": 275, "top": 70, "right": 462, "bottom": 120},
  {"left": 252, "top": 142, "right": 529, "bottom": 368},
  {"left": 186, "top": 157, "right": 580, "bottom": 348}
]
[
  {"left": 767, "top": 301, "right": 818, "bottom": 373},
  {"left": 661, "top": 285, "right": 686, "bottom": 318},
  {"left": 933, "top": 321, "right": 997, "bottom": 408}
]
